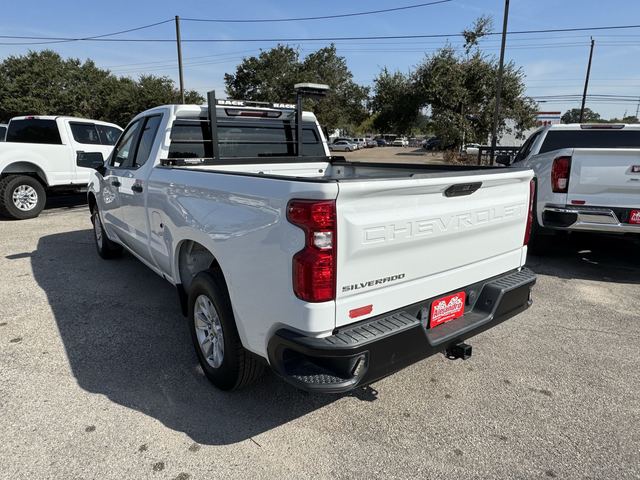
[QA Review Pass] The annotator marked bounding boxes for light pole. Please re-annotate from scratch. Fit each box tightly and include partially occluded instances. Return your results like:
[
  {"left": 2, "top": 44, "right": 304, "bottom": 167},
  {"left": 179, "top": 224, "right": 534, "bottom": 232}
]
[
  {"left": 175, "top": 15, "right": 185, "bottom": 104},
  {"left": 490, "top": 0, "right": 510, "bottom": 164},
  {"left": 579, "top": 38, "right": 595, "bottom": 123}
]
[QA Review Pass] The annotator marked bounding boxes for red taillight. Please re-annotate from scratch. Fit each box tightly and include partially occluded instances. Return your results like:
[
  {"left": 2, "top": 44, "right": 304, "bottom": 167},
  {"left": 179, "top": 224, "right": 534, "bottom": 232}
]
[
  {"left": 287, "top": 199, "right": 336, "bottom": 302},
  {"left": 551, "top": 156, "right": 571, "bottom": 193},
  {"left": 524, "top": 179, "right": 535, "bottom": 246}
]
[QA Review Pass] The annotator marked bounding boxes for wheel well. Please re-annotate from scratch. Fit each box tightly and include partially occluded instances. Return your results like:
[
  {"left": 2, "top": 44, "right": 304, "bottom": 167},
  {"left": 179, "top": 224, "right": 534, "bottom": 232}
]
[
  {"left": 177, "top": 240, "right": 227, "bottom": 292},
  {"left": 87, "top": 192, "right": 97, "bottom": 213},
  {"left": 1, "top": 162, "right": 48, "bottom": 185}
]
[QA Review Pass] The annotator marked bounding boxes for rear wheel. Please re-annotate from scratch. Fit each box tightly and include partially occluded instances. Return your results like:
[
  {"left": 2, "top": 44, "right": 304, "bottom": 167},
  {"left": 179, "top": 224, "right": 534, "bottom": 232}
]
[
  {"left": 91, "top": 206, "right": 122, "bottom": 259},
  {"left": 0, "top": 175, "right": 46, "bottom": 220},
  {"left": 188, "top": 271, "right": 264, "bottom": 390}
]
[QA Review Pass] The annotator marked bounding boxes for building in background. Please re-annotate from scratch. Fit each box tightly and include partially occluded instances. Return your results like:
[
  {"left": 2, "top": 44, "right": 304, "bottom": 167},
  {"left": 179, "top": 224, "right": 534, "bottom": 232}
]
[{"left": 499, "top": 111, "right": 561, "bottom": 146}]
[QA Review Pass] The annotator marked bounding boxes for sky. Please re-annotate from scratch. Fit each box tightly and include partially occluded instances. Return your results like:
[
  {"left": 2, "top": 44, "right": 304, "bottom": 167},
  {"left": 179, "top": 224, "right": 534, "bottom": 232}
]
[{"left": 1, "top": 0, "right": 640, "bottom": 119}]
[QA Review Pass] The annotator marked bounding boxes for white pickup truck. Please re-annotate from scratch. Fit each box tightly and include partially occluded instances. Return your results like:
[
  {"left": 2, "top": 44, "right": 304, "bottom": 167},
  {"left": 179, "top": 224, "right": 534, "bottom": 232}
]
[
  {"left": 84, "top": 89, "right": 536, "bottom": 393},
  {"left": 0, "top": 115, "right": 122, "bottom": 219},
  {"left": 502, "top": 123, "right": 640, "bottom": 249}
]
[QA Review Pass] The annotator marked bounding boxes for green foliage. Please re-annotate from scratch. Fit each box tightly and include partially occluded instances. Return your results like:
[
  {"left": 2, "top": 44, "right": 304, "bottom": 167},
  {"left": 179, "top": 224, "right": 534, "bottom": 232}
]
[
  {"left": 561, "top": 108, "right": 601, "bottom": 123},
  {"left": 462, "top": 15, "right": 494, "bottom": 54},
  {"left": 224, "top": 44, "right": 368, "bottom": 131},
  {"left": 0, "top": 50, "right": 204, "bottom": 126},
  {"left": 370, "top": 69, "right": 419, "bottom": 135},
  {"left": 370, "top": 28, "right": 537, "bottom": 146}
]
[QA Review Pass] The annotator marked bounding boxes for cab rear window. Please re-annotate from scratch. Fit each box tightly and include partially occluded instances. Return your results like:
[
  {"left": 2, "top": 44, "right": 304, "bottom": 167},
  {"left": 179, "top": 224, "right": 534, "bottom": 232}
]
[
  {"left": 6, "top": 119, "right": 62, "bottom": 144},
  {"left": 168, "top": 118, "right": 324, "bottom": 159},
  {"left": 540, "top": 130, "right": 640, "bottom": 153}
]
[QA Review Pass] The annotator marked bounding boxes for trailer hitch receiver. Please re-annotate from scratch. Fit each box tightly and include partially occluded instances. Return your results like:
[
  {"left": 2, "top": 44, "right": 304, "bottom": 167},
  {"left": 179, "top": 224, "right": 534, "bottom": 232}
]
[{"left": 445, "top": 342, "right": 472, "bottom": 360}]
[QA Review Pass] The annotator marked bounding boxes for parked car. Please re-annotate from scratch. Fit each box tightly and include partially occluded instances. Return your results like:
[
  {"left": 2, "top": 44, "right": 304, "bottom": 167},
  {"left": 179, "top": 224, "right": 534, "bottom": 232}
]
[
  {"left": 330, "top": 140, "right": 358, "bottom": 152},
  {"left": 463, "top": 143, "right": 481, "bottom": 157},
  {"left": 352, "top": 138, "right": 367, "bottom": 149},
  {"left": 504, "top": 123, "right": 640, "bottom": 249},
  {"left": 332, "top": 137, "right": 357, "bottom": 148},
  {"left": 365, "top": 138, "right": 377, "bottom": 148},
  {"left": 423, "top": 137, "right": 441, "bottom": 150},
  {"left": 83, "top": 95, "right": 536, "bottom": 393},
  {"left": 392, "top": 137, "right": 409, "bottom": 147},
  {"left": 0, "top": 124, "right": 7, "bottom": 142},
  {"left": 0, "top": 116, "right": 122, "bottom": 219},
  {"left": 375, "top": 138, "right": 388, "bottom": 147}
]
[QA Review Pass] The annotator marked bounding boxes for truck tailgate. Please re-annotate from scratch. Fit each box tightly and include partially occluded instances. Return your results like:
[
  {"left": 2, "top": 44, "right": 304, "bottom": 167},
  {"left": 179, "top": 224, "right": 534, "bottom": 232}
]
[
  {"left": 567, "top": 148, "right": 640, "bottom": 207},
  {"left": 334, "top": 169, "right": 533, "bottom": 327}
]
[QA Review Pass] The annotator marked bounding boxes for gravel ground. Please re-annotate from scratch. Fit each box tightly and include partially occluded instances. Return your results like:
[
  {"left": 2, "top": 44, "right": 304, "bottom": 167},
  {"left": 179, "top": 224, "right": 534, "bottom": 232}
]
[{"left": 0, "top": 196, "right": 638, "bottom": 480}]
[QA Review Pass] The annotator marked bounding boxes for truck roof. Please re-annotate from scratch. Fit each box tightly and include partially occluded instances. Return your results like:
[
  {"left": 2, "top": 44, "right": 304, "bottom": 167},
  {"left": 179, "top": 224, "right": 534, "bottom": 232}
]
[
  {"left": 9, "top": 115, "right": 121, "bottom": 129},
  {"left": 545, "top": 123, "right": 640, "bottom": 131}
]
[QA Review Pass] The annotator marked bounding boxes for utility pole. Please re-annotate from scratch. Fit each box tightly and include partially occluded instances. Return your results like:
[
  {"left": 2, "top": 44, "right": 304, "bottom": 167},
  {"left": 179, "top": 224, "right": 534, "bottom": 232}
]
[
  {"left": 175, "top": 15, "right": 185, "bottom": 104},
  {"left": 579, "top": 38, "right": 595, "bottom": 123},
  {"left": 635, "top": 98, "right": 639, "bottom": 119},
  {"left": 490, "top": 0, "right": 510, "bottom": 164}
]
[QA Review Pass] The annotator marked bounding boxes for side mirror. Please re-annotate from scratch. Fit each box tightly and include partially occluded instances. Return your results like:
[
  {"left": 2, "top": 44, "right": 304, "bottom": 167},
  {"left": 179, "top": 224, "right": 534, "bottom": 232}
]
[
  {"left": 495, "top": 154, "right": 511, "bottom": 166},
  {"left": 77, "top": 151, "right": 105, "bottom": 170}
]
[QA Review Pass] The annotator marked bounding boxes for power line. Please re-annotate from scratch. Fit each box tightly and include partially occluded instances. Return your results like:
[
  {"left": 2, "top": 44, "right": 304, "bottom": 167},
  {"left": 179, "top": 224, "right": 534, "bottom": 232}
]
[
  {"left": 0, "top": 19, "right": 174, "bottom": 46},
  {"left": 4, "top": 23, "right": 640, "bottom": 45},
  {"left": 182, "top": 0, "right": 451, "bottom": 23}
]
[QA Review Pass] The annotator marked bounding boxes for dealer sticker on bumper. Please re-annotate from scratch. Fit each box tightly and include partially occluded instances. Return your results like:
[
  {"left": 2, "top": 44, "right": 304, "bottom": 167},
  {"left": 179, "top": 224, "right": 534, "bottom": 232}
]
[{"left": 430, "top": 291, "right": 466, "bottom": 328}]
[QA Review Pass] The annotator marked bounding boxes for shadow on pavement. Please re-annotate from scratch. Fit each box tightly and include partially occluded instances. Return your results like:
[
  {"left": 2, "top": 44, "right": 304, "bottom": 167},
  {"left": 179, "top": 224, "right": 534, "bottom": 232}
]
[
  {"left": 30, "top": 229, "right": 355, "bottom": 445},
  {"left": 44, "top": 193, "right": 87, "bottom": 211},
  {"left": 526, "top": 232, "right": 640, "bottom": 284}
]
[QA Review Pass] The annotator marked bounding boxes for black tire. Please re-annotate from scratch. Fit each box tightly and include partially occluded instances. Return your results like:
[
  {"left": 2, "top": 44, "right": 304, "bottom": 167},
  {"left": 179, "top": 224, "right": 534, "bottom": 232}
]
[
  {"left": 91, "top": 206, "right": 123, "bottom": 259},
  {"left": 0, "top": 175, "right": 46, "bottom": 220},
  {"left": 346, "top": 147, "right": 351, "bottom": 152},
  {"left": 188, "top": 271, "right": 264, "bottom": 391}
]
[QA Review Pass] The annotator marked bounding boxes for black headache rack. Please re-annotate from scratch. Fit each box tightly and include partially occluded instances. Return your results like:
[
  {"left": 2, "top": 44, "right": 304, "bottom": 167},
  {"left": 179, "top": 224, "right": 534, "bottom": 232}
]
[{"left": 160, "top": 83, "right": 330, "bottom": 167}]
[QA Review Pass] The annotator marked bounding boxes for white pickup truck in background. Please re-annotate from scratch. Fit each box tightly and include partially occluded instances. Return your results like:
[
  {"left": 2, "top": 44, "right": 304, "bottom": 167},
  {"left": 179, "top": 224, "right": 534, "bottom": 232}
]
[
  {"left": 84, "top": 87, "right": 536, "bottom": 393},
  {"left": 0, "top": 115, "right": 122, "bottom": 219},
  {"left": 503, "top": 123, "right": 640, "bottom": 249}
]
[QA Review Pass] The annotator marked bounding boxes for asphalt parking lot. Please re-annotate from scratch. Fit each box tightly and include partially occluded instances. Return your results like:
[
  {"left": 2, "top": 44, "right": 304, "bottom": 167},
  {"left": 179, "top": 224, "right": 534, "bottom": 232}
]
[{"left": 1, "top": 197, "right": 639, "bottom": 479}]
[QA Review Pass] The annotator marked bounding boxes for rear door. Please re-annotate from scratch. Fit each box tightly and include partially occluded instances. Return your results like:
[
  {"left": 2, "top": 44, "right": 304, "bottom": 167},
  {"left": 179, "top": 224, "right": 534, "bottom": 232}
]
[
  {"left": 567, "top": 149, "right": 640, "bottom": 208},
  {"left": 334, "top": 169, "right": 533, "bottom": 327}
]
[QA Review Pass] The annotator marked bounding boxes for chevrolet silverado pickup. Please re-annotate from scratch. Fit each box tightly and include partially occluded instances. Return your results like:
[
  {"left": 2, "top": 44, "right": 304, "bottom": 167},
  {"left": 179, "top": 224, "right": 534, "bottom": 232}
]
[
  {"left": 504, "top": 123, "right": 640, "bottom": 249},
  {"left": 83, "top": 87, "right": 536, "bottom": 393},
  {"left": 0, "top": 116, "right": 122, "bottom": 219}
]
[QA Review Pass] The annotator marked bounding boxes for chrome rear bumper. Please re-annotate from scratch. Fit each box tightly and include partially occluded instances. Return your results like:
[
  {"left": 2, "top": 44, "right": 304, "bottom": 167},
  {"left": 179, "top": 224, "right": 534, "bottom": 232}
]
[{"left": 542, "top": 205, "right": 640, "bottom": 233}]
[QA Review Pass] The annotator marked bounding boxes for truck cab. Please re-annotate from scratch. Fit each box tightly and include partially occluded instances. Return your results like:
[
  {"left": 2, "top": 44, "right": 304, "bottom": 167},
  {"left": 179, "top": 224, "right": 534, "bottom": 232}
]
[{"left": 0, "top": 116, "right": 122, "bottom": 219}]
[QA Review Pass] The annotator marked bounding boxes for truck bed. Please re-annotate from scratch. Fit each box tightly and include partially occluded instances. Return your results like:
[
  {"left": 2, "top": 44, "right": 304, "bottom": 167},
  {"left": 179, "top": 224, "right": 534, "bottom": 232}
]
[{"left": 160, "top": 157, "right": 530, "bottom": 182}]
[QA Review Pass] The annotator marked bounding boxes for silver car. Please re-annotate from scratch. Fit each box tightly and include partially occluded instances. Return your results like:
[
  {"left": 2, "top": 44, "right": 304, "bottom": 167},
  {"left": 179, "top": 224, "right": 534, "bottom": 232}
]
[{"left": 329, "top": 140, "right": 358, "bottom": 152}]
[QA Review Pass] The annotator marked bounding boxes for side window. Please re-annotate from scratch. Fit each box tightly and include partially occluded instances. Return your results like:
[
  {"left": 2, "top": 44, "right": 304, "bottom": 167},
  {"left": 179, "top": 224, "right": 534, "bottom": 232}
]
[
  {"left": 70, "top": 123, "right": 101, "bottom": 145},
  {"left": 513, "top": 131, "right": 542, "bottom": 162},
  {"left": 133, "top": 116, "right": 162, "bottom": 168},
  {"left": 96, "top": 125, "right": 123, "bottom": 146},
  {"left": 5, "top": 119, "right": 62, "bottom": 144},
  {"left": 110, "top": 120, "right": 142, "bottom": 168}
]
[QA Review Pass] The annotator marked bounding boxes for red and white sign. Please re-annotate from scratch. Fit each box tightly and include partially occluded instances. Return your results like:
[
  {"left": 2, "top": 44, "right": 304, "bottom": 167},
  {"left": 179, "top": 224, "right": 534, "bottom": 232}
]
[
  {"left": 430, "top": 291, "right": 466, "bottom": 328},
  {"left": 630, "top": 210, "right": 640, "bottom": 225}
]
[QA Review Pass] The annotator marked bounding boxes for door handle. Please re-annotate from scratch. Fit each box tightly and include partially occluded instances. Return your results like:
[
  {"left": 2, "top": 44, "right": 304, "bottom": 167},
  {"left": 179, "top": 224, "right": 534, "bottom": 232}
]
[
  {"left": 131, "top": 184, "right": 143, "bottom": 193},
  {"left": 111, "top": 179, "right": 121, "bottom": 187}
]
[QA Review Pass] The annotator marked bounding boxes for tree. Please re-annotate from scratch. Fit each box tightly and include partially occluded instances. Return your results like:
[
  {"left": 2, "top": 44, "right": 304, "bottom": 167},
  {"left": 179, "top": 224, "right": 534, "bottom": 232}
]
[
  {"left": 412, "top": 46, "right": 536, "bottom": 146},
  {"left": 224, "top": 44, "right": 368, "bottom": 131},
  {"left": 369, "top": 69, "right": 420, "bottom": 134},
  {"left": 0, "top": 50, "right": 204, "bottom": 126},
  {"left": 561, "top": 108, "right": 601, "bottom": 124}
]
